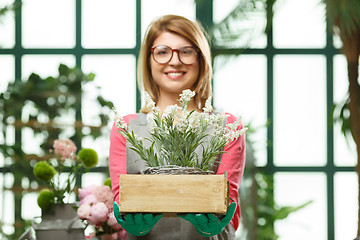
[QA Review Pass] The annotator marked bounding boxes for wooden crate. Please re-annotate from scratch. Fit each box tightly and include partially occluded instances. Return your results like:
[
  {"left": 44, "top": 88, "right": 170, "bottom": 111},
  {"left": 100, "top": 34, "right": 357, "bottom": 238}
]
[{"left": 119, "top": 174, "right": 229, "bottom": 216}]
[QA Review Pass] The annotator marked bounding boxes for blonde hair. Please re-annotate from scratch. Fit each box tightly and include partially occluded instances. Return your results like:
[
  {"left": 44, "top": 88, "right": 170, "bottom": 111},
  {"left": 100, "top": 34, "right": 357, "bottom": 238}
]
[{"left": 137, "top": 15, "right": 213, "bottom": 113}]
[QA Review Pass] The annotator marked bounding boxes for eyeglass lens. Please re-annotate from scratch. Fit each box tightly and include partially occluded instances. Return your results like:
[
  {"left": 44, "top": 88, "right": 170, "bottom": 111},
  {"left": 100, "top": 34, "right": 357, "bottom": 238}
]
[{"left": 152, "top": 46, "right": 198, "bottom": 65}]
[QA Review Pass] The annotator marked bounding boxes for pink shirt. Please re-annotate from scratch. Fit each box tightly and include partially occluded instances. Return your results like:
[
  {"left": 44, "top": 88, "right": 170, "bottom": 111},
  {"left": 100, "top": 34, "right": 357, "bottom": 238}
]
[{"left": 109, "top": 113, "right": 246, "bottom": 230}]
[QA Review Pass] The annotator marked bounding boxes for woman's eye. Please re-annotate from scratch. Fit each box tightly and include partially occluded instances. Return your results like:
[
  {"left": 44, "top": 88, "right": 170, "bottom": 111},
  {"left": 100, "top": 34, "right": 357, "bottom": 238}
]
[
  {"left": 181, "top": 48, "right": 194, "bottom": 55},
  {"left": 157, "top": 50, "right": 168, "bottom": 55}
]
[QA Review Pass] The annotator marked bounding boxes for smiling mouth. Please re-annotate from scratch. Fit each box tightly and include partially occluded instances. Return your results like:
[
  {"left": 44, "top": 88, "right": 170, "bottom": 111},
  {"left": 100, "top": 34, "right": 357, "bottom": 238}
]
[{"left": 165, "top": 72, "right": 186, "bottom": 78}]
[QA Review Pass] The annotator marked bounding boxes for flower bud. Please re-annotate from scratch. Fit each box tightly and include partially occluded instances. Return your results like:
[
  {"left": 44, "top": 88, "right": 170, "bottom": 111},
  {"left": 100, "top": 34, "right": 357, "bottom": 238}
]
[
  {"left": 37, "top": 189, "right": 55, "bottom": 211},
  {"left": 78, "top": 148, "right": 98, "bottom": 168},
  {"left": 33, "top": 161, "right": 57, "bottom": 182}
]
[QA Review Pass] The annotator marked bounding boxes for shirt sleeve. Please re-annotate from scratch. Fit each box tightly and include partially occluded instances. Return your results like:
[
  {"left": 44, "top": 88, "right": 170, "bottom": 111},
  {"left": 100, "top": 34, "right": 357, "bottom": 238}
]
[
  {"left": 216, "top": 113, "right": 246, "bottom": 231},
  {"left": 109, "top": 114, "right": 137, "bottom": 204}
]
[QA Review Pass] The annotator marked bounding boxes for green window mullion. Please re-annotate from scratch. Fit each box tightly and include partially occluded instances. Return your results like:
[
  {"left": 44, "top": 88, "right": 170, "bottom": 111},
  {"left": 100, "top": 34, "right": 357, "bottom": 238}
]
[
  {"left": 136, "top": 0, "right": 142, "bottom": 112},
  {"left": 14, "top": 0, "right": 24, "bottom": 236},
  {"left": 75, "top": 0, "right": 82, "bottom": 68},
  {"left": 325, "top": 24, "right": 336, "bottom": 240}
]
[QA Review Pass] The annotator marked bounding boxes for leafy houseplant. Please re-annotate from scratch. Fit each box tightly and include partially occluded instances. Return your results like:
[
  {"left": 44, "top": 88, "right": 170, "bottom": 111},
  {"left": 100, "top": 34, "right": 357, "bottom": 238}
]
[
  {"left": 33, "top": 139, "right": 99, "bottom": 211},
  {"left": 114, "top": 89, "right": 247, "bottom": 172}
]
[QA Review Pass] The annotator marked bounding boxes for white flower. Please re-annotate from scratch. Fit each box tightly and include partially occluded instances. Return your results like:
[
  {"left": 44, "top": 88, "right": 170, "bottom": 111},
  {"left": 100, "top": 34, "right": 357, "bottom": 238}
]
[
  {"left": 226, "top": 118, "right": 241, "bottom": 131},
  {"left": 162, "top": 105, "right": 180, "bottom": 119},
  {"left": 178, "top": 89, "right": 196, "bottom": 109},
  {"left": 144, "top": 92, "right": 159, "bottom": 113},
  {"left": 113, "top": 108, "right": 127, "bottom": 129},
  {"left": 223, "top": 119, "right": 247, "bottom": 142},
  {"left": 176, "top": 116, "right": 188, "bottom": 133},
  {"left": 239, "top": 127, "right": 248, "bottom": 135},
  {"left": 210, "top": 113, "right": 228, "bottom": 128},
  {"left": 188, "top": 112, "right": 202, "bottom": 132},
  {"left": 203, "top": 96, "right": 213, "bottom": 114},
  {"left": 147, "top": 113, "right": 157, "bottom": 132}
]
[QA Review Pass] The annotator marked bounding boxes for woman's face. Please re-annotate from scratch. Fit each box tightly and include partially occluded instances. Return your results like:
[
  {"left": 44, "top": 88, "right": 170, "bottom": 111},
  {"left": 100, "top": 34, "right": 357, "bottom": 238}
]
[{"left": 150, "top": 31, "right": 200, "bottom": 98}]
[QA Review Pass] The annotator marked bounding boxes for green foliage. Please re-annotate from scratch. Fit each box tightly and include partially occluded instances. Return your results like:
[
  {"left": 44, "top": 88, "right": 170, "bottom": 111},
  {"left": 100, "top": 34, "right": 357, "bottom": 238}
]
[
  {"left": 208, "top": 0, "right": 268, "bottom": 48},
  {"left": 332, "top": 85, "right": 360, "bottom": 144},
  {"left": 0, "top": 2, "right": 21, "bottom": 24},
  {"left": 0, "top": 63, "right": 113, "bottom": 152},
  {"left": 78, "top": 148, "right": 99, "bottom": 168},
  {"left": 323, "top": 0, "right": 360, "bottom": 38},
  {"left": 332, "top": 98, "right": 352, "bottom": 141},
  {"left": 103, "top": 177, "right": 112, "bottom": 188}
]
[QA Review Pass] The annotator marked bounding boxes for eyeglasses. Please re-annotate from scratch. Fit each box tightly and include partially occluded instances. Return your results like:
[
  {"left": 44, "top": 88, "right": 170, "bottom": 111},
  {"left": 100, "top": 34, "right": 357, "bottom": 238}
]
[{"left": 151, "top": 45, "right": 199, "bottom": 65}]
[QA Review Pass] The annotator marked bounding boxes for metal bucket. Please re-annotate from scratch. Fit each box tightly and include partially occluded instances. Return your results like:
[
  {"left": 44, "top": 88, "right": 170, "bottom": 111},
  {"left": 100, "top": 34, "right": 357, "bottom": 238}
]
[{"left": 32, "top": 204, "right": 85, "bottom": 240}]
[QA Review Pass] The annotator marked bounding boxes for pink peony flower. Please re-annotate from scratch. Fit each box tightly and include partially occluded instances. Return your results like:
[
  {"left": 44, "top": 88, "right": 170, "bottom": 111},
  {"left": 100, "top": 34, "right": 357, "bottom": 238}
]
[
  {"left": 93, "top": 185, "right": 114, "bottom": 209},
  {"left": 77, "top": 203, "right": 91, "bottom": 220},
  {"left": 87, "top": 202, "right": 109, "bottom": 225},
  {"left": 80, "top": 193, "right": 97, "bottom": 205},
  {"left": 53, "top": 139, "right": 77, "bottom": 160},
  {"left": 107, "top": 211, "right": 123, "bottom": 231},
  {"left": 78, "top": 185, "right": 98, "bottom": 200}
]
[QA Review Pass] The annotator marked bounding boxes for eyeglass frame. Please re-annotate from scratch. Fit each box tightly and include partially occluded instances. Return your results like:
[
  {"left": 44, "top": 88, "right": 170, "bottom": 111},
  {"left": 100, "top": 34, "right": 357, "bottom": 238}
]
[{"left": 151, "top": 45, "right": 200, "bottom": 65}]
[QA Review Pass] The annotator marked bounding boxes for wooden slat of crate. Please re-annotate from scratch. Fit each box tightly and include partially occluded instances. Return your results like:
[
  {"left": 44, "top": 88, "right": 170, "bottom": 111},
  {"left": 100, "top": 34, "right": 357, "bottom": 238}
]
[{"left": 119, "top": 174, "right": 229, "bottom": 215}]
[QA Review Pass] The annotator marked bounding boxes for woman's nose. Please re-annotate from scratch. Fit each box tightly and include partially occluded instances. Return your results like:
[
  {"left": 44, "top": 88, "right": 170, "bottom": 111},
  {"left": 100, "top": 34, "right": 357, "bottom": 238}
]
[{"left": 168, "top": 51, "right": 182, "bottom": 65}]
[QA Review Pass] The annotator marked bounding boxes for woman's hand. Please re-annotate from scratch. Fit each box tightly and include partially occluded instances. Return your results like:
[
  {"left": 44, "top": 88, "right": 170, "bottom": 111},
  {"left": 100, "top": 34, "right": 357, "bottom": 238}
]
[
  {"left": 113, "top": 202, "right": 163, "bottom": 236},
  {"left": 178, "top": 202, "right": 236, "bottom": 237}
]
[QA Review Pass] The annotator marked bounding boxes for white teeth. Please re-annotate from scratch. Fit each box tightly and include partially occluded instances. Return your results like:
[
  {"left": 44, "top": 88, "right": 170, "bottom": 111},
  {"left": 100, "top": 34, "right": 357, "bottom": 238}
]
[{"left": 167, "top": 72, "right": 183, "bottom": 77}]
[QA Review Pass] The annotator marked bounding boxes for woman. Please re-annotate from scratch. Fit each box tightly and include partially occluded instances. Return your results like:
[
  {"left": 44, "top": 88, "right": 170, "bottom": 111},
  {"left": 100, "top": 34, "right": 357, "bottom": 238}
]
[{"left": 109, "top": 15, "right": 246, "bottom": 240}]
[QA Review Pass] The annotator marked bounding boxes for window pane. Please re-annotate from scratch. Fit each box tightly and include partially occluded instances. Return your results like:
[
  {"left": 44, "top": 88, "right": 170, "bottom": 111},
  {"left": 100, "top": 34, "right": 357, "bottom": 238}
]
[
  {"left": 141, "top": 0, "right": 195, "bottom": 38},
  {"left": 333, "top": 55, "right": 357, "bottom": 166},
  {"left": 81, "top": 172, "right": 107, "bottom": 188},
  {"left": 21, "top": 121, "right": 46, "bottom": 155},
  {"left": 22, "top": 0, "right": 75, "bottom": 48},
  {"left": 82, "top": 55, "right": 136, "bottom": 118},
  {"left": 3, "top": 189, "right": 14, "bottom": 234},
  {"left": 0, "top": 55, "right": 15, "bottom": 93},
  {"left": 82, "top": 55, "right": 136, "bottom": 166},
  {"left": 0, "top": 0, "right": 15, "bottom": 48},
  {"left": 21, "top": 192, "right": 40, "bottom": 220},
  {"left": 22, "top": 55, "right": 75, "bottom": 79},
  {"left": 334, "top": 172, "right": 357, "bottom": 239},
  {"left": 82, "top": 0, "right": 136, "bottom": 48},
  {"left": 274, "top": 55, "right": 326, "bottom": 166},
  {"left": 273, "top": 0, "right": 326, "bottom": 48},
  {"left": 213, "top": 55, "right": 267, "bottom": 166},
  {"left": 213, "top": 0, "right": 267, "bottom": 48},
  {"left": 274, "top": 173, "right": 327, "bottom": 239}
]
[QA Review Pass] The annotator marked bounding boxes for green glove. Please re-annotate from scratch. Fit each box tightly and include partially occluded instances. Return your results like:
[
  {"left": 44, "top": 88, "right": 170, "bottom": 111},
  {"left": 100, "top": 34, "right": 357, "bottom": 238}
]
[
  {"left": 113, "top": 202, "right": 163, "bottom": 236},
  {"left": 178, "top": 202, "right": 236, "bottom": 237}
]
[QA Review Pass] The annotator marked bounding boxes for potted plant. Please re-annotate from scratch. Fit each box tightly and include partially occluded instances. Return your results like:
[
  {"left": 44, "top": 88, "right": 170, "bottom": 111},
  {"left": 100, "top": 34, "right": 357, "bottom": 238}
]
[
  {"left": 113, "top": 89, "right": 247, "bottom": 215},
  {"left": 32, "top": 138, "right": 99, "bottom": 240}
]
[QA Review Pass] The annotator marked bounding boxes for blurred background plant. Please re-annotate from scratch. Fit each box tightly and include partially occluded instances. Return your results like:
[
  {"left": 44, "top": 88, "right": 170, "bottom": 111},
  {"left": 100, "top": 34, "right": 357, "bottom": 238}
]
[
  {"left": 324, "top": 0, "right": 360, "bottom": 238},
  {"left": 34, "top": 138, "right": 99, "bottom": 212},
  {"left": 0, "top": 2, "right": 21, "bottom": 25},
  {"left": 0, "top": 63, "right": 114, "bottom": 238}
]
